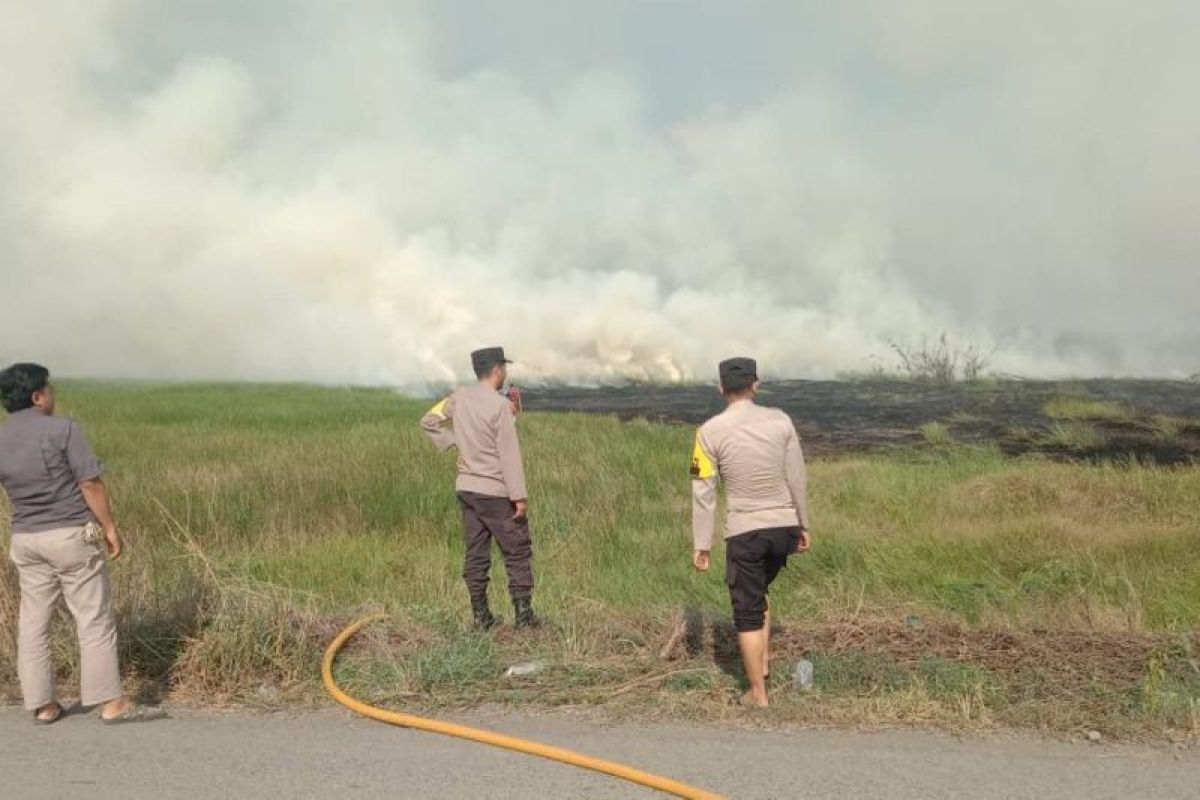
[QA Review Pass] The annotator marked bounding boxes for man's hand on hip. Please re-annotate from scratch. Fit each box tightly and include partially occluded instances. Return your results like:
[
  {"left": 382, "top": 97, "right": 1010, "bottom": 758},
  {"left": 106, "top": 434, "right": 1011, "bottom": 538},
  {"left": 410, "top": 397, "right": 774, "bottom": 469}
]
[{"left": 692, "top": 550, "right": 710, "bottom": 572}]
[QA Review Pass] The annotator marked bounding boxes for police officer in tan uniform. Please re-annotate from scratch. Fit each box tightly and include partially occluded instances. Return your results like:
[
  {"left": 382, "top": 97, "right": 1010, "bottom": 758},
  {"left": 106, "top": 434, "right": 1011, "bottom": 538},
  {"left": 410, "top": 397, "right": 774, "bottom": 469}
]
[
  {"left": 421, "top": 347, "right": 538, "bottom": 630},
  {"left": 691, "top": 357, "right": 811, "bottom": 708}
]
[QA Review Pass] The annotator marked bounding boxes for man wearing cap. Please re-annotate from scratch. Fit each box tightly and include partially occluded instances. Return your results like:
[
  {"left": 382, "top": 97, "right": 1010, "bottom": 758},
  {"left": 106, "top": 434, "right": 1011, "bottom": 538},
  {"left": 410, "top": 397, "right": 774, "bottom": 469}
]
[
  {"left": 691, "top": 357, "right": 811, "bottom": 708},
  {"left": 421, "top": 347, "right": 538, "bottom": 630}
]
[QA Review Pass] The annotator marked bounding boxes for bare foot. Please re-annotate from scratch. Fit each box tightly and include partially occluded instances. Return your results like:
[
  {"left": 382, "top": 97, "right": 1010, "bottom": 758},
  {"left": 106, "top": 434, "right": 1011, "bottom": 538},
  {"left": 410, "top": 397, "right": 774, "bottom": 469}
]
[
  {"left": 740, "top": 690, "right": 769, "bottom": 709},
  {"left": 100, "top": 696, "right": 134, "bottom": 721},
  {"left": 35, "top": 703, "right": 63, "bottom": 723}
]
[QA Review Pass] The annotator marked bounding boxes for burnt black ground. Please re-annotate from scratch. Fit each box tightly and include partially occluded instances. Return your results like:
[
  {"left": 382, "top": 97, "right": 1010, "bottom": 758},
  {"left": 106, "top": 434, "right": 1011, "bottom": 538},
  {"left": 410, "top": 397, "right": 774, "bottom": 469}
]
[{"left": 523, "top": 379, "right": 1200, "bottom": 461}]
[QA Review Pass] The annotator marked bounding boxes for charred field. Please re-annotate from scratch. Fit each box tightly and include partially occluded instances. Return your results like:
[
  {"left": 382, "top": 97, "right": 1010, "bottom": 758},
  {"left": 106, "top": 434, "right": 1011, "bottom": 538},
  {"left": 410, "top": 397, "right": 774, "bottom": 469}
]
[{"left": 525, "top": 378, "right": 1200, "bottom": 463}]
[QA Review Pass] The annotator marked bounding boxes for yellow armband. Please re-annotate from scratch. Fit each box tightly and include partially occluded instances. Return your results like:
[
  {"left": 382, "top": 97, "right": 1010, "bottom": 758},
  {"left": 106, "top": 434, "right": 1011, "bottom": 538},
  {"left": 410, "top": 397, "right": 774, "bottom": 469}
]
[{"left": 690, "top": 432, "right": 715, "bottom": 480}]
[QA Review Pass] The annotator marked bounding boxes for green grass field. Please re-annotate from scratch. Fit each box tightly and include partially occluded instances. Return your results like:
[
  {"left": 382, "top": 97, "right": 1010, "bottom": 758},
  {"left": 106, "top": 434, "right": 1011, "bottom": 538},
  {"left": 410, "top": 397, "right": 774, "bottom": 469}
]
[{"left": 2, "top": 383, "right": 1198, "bottom": 738}]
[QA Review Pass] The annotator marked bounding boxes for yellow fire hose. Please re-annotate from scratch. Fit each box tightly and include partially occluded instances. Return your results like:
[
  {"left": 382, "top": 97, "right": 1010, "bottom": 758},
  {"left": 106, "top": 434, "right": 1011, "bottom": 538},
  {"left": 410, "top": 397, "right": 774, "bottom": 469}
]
[{"left": 322, "top": 615, "right": 725, "bottom": 800}]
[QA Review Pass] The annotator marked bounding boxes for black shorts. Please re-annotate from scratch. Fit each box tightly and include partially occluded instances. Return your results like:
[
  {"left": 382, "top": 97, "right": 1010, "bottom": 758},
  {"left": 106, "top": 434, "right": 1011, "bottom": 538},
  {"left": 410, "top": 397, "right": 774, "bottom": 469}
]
[{"left": 725, "top": 526, "right": 800, "bottom": 633}]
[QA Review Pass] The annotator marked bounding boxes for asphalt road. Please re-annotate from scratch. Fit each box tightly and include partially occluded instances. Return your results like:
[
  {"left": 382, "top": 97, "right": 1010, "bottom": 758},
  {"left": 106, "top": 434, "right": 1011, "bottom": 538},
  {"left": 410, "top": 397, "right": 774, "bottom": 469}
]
[{"left": 1, "top": 706, "right": 1195, "bottom": 799}]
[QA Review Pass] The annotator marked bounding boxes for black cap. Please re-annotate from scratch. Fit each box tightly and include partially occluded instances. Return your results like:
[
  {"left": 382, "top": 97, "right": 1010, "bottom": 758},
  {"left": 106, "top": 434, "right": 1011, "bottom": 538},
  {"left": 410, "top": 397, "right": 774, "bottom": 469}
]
[
  {"left": 471, "top": 346, "right": 512, "bottom": 374},
  {"left": 718, "top": 357, "right": 757, "bottom": 384}
]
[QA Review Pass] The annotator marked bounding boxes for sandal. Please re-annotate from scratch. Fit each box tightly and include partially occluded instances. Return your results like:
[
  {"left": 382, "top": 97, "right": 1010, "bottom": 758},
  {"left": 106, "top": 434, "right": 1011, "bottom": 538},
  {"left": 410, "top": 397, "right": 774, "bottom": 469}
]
[
  {"left": 101, "top": 705, "right": 167, "bottom": 725},
  {"left": 34, "top": 703, "right": 63, "bottom": 725}
]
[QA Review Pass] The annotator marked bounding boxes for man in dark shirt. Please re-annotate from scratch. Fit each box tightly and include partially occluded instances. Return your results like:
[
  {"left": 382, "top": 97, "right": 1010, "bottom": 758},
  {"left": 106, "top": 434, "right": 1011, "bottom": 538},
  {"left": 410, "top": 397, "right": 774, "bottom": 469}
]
[{"left": 0, "top": 363, "right": 157, "bottom": 723}]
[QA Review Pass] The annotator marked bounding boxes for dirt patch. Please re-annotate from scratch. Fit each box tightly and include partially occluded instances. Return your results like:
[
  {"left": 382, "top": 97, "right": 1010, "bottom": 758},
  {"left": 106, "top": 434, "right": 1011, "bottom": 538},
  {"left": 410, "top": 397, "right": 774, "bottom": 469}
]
[
  {"left": 772, "top": 618, "right": 1182, "bottom": 688},
  {"left": 663, "top": 613, "right": 1190, "bottom": 688},
  {"left": 329, "top": 610, "right": 1199, "bottom": 740},
  {"left": 653, "top": 613, "right": 1200, "bottom": 738}
]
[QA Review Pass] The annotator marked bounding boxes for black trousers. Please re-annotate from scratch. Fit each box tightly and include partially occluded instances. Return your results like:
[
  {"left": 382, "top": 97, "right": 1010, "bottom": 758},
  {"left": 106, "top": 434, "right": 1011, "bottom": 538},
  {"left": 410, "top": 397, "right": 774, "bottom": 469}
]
[
  {"left": 725, "top": 527, "right": 800, "bottom": 632},
  {"left": 456, "top": 491, "right": 534, "bottom": 601}
]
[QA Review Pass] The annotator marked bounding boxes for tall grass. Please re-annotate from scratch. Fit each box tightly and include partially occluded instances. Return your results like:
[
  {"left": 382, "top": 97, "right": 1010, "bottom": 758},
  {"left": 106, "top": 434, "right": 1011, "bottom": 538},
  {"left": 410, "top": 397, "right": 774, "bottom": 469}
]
[
  {"left": 1, "top": 383, "right": 1198, "bottom": 732},
  {"left": 1039, "top": 421, "right": 1106, "bottom": 451},
  {"left": 1045, "top": 396, "right": 1134, "bottom": 422}
]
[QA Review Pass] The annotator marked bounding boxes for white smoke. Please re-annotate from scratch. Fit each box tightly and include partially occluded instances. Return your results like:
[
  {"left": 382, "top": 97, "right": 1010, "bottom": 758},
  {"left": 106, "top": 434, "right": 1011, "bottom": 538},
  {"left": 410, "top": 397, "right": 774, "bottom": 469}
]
[{"left": 1, "top": 1, "right": 1197, "bottom": 386}]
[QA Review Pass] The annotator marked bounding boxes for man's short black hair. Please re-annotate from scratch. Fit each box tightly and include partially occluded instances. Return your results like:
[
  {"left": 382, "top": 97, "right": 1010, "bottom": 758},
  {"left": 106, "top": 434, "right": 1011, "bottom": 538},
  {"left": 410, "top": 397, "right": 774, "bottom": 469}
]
[
  {"left": 474, "top": 361, "right": 503, "bottom": 380},
  {"left": 471, "top": 347, "right": 511, "bottom": 379},
  {"left": 0, "top": 363, "right": 50, "bottom": 413},
  {"left": 718, "top": 356, "right": 757, "bottom": 395},
  {"left": 720, "top": 373, "right": 757, "bottom": 394}
]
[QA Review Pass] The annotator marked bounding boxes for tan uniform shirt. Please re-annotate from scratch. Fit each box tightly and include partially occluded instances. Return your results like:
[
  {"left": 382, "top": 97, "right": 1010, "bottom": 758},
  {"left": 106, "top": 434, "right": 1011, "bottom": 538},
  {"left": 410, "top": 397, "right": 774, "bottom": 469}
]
[
  {"left": 420, "top": 383, "right": 528, "bottom": 501},
  {"left": 691, "top": 399, "right": 809, "bottom": 551}
]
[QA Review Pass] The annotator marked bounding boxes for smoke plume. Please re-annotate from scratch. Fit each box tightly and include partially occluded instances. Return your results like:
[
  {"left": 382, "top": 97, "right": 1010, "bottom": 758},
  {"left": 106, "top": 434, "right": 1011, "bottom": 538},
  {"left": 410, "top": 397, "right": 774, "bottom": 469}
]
[{"left": 2, "top": 1, "right": 1197, "bottom": 386}]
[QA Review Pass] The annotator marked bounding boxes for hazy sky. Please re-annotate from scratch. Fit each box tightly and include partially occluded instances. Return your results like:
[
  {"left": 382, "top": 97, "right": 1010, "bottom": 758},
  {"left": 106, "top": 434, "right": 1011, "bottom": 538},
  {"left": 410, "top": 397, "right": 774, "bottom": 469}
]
[{"left": 2, "top": 1, "right": 1197, "bottom": 386}]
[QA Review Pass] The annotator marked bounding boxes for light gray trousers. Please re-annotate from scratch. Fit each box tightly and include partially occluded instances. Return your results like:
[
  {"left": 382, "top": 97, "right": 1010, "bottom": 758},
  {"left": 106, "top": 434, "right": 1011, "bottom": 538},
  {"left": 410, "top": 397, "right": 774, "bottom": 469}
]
[{"left": 9, "top": 526, "right": 122, "bottom": 710}]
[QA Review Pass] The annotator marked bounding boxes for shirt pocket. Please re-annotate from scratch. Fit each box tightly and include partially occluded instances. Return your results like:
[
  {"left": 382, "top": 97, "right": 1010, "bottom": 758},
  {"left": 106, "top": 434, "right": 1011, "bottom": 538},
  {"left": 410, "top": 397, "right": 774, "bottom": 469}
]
[{"left": 40, "top": 438, "right": 69, "bottom": 482}]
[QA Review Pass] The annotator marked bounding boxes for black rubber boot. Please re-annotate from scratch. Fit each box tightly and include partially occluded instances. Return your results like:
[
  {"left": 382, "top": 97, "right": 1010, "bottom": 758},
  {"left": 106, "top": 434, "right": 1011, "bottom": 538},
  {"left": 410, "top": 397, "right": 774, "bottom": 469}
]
[
  {"left": 513, "top": 597, "right": 540, "bottom": 630},
  {"left": 471, "top": 596, "right": 497, "bottom": 631}
]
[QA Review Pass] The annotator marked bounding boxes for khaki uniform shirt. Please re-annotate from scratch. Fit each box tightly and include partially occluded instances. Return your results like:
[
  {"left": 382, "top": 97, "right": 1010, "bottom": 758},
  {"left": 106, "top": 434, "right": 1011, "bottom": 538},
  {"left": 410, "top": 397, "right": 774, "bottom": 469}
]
[
  {"left": 420, "top": 383, "right": 528, "bottom": 501},
  {"left": 691, "top": 399, "right": 809, "bottom": 551}
]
